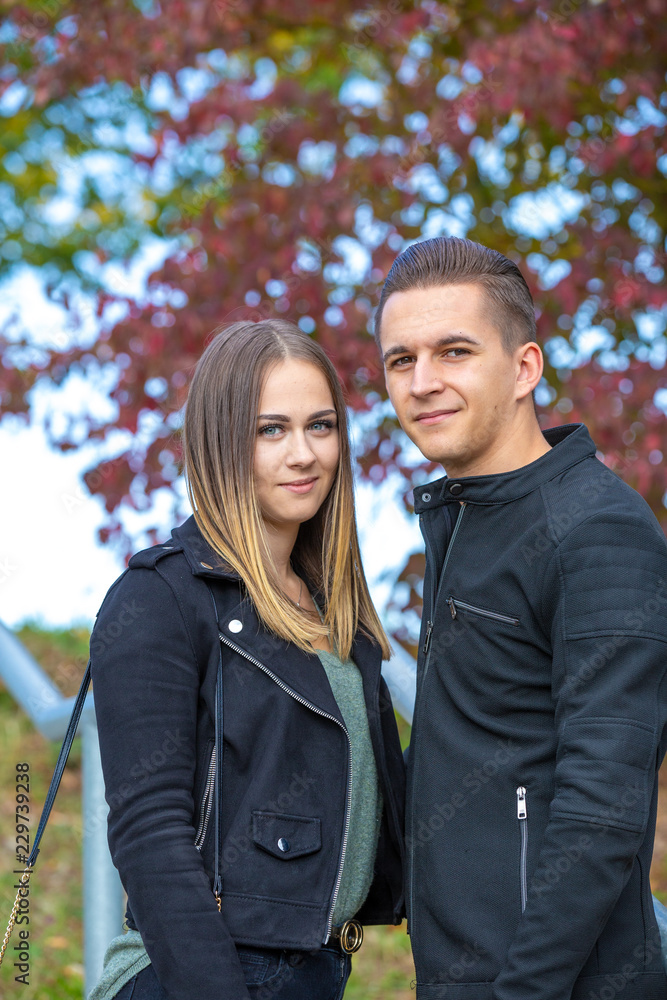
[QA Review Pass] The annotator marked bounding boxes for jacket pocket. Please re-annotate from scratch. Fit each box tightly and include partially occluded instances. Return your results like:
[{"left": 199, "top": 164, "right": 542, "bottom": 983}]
[
  {"left": 516, "top": 786, "right": 528, "bottom": 913},
  {"left": 194, "top": 743, "right": 216, "bottom": 852},
  {"left": 252, "top": 811, "right": 322, "bottom": 861},
  {"left": 447, "top": 596, "right": 520, "bottom": 627}
]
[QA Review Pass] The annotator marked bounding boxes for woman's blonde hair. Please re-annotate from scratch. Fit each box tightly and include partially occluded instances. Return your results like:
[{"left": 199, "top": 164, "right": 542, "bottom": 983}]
[{"left": 182, "top": 319, "right": 391, "bottom": 660}]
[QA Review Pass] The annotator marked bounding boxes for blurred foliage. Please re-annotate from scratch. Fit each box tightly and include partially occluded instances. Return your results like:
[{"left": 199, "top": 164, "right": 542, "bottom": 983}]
[{"left": 0, "top": 1, "right": 664, "bottom": 569}]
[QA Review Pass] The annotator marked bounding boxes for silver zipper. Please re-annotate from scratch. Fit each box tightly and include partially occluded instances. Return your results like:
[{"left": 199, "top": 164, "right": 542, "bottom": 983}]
[
  {"left": 447, "top": 597, "right": 520, "bottom": 627},
  {"left": 408, "top": 501, "right": 467, "bottom": 934},
  {"left": 422, "top": 620, "right": 433, "bottom": 655},
  {"left": 418, "top": 503, "right": 468, "bottom": 676},
  {"left": 517, "top": 786, "right": 528, "bottom": 912},
  {"left": 194, "top": 745, "right": 217, "bottom": 851},
  {"left": 217, "top": 631, "right": 351, "bottom": 943}
]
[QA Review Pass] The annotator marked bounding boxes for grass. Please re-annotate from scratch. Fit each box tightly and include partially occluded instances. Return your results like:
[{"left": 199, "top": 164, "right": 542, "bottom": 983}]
[{"left": 1, "top": 624, "right": 666, "bottom": 998}]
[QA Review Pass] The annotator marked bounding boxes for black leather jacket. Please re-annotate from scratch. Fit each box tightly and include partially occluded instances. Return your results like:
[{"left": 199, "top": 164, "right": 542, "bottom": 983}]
[
  {"left": 407, "top": 423, "right": 667, "bottom": 1000},
  {"left": 91, "top": 515, "right": 405, "bottom": 1000}
]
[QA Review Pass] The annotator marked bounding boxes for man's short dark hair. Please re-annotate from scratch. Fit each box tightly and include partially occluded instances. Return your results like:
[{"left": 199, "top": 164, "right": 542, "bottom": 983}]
[{"left": 374, "top": 236, "right": 537, "bottom": 354}]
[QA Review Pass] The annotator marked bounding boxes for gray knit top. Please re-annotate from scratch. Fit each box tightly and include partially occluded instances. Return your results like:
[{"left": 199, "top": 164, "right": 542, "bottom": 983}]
[{"left": 316, "top": 646, "right": 383, "bottom": 926}]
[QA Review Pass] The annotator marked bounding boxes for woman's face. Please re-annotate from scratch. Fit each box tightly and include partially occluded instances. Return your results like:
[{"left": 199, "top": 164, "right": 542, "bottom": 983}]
[{"left": 253, "top": 358, "right": 340, "bottom": 530}]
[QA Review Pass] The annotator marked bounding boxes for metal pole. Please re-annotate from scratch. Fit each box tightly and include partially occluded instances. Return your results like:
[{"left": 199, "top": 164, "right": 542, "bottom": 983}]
[
  {"left": 81, "top": 716, "right": 125, "bottom": 997},
  {"left": 381, "top": 643, "right": 417, "bottom": 724}
]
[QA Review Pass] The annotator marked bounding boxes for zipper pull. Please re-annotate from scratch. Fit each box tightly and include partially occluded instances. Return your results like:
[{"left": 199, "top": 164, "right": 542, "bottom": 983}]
[
  {"left": 516, "top": 786, "right": 527, "bottom": 820},
  {"left": 447, "top": 597, "right": 457, "bottom": 619},
  {"left": 423, "top": 620, "right": 433, "bottom": 655}
]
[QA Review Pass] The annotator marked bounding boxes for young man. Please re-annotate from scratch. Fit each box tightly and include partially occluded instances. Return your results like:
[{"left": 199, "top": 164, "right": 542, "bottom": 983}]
[{"left": 376, "top": 236, "right": 667, "bottom": 1000}]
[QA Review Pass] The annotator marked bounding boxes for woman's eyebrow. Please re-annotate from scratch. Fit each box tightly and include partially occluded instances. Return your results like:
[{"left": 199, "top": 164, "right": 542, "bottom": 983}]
[{"left": 257, "top": 408, "right": 337, "bottom": 421}]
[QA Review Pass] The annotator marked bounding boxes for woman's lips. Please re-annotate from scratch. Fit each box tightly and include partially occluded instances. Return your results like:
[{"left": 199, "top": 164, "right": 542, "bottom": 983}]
[
  {"left": 280, "top": 478, "right": 318, "bottom": 494},
  {"left": 416, "top": 410, "right": 458, "bottom": 425}
]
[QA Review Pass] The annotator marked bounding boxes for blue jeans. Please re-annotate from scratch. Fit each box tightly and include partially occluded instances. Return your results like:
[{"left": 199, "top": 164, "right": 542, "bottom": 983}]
[{"left": 114, "top": 944, "right": 352, "bottom": 1000}]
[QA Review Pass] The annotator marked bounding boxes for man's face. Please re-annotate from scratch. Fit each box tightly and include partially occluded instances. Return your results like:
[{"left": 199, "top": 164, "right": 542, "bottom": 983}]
[{"left": 380, "top": 282, "right": 531, "bottom": 476}]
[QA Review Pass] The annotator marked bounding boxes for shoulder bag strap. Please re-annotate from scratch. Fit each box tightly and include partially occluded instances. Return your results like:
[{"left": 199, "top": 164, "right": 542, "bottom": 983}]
[
  {"left": 204, "top": 583, "right": 224, "bottom": 911},
  {"left": 1, "top": 661, "right": 92, "bottom": 968}
]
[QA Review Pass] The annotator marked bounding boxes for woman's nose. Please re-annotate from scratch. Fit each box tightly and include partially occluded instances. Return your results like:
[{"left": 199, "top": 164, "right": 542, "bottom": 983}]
[{"left": 285, "top": 431, "right": 316, "bottom": 465}]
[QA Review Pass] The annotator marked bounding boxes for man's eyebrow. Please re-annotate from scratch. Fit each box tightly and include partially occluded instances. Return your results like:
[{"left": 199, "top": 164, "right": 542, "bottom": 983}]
[
  {"left": 382, "top": 334, "right": 482, "bottom": 364},
  {"left": 257, "top": 408, "right": 337, "bottom": 421}
]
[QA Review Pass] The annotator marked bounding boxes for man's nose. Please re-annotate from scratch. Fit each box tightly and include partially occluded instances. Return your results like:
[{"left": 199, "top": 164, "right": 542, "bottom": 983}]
[{"left": 410, "top": 358, "right": 444, "bottom": 397}]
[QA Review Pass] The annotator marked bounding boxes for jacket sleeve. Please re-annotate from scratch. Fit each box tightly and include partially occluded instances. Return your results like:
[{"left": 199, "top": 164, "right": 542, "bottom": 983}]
[
  {"left": 492, "top": 509, "right": 667, "bottom": 1000},
  {"left": 91, "top": 565, "right": 251, "bottom": 1000}
]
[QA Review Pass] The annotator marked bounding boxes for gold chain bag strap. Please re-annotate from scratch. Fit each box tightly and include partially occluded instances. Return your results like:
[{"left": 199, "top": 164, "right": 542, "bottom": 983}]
[{"left": 0, "top": 661, "right": 91, "bottom": 970}]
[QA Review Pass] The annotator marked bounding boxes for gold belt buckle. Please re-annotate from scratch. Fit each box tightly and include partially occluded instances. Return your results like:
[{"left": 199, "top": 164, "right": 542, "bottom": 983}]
[{"left": 336, "top": 919, "right": 363, "bottom": 954}]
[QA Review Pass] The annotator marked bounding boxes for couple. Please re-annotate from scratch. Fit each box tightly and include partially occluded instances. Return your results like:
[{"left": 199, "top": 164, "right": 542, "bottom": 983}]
[{"left": 90, "top": 237, "right": 667, "bottom": 1000}]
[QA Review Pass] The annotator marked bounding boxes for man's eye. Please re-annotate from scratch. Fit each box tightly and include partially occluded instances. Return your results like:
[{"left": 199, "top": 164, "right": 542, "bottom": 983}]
[
  {"left": 444, "top": 348, "right": 470, "bottom": 357},
  {"left": 391, "top": 356, "right": 413, "bottom": 367}
]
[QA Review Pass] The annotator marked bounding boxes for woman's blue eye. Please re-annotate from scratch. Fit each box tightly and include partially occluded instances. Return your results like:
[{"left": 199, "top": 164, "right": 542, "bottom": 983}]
[{"left": 258, "top": 420, "right": 336, "bottom": 436}]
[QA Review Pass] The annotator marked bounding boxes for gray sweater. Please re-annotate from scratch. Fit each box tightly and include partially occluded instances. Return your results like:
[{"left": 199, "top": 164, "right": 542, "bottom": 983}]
[{"left": 316, "top": 646, "right": 383, "bottom": 926}]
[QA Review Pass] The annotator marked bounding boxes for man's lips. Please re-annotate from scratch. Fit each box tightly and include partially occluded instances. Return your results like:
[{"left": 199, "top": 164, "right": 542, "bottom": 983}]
[
  {"left": 414, "top": 410, "right": 459, "bottom": 425},
  {"left": 279, "top": 477, "right": 318, "bottom": 494}
]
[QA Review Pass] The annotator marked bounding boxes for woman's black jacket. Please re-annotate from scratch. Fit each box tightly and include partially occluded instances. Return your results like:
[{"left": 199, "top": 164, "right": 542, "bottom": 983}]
[{"left": 90, "top": 514, "right": 406, "bottom": 1000}]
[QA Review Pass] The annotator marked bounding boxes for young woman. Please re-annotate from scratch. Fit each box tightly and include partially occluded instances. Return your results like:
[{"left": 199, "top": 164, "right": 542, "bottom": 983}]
[{"left": 89, "top": 320, "right": 405, "bottom": 1000}]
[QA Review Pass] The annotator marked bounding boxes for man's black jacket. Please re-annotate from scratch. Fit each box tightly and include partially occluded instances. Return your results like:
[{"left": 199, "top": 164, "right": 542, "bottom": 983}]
[
  {"left": 407, "top": 423, "right": 667, "bottom": 1000},
  {"left": 91, "top": 515, "right": 405, "bottom": 1000}
]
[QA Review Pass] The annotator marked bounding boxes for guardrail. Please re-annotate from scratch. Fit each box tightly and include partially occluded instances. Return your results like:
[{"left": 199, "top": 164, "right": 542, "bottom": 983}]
[
  {"left": 0, "top": 622, "right": 126, "bottom": 997},
  {"left": 0, "top": 618, "right": 417, "bottom": 996}
]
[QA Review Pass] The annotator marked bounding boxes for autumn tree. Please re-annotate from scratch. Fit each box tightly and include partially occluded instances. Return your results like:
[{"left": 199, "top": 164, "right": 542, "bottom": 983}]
[{"left": 1, "top": 0, "right": 665, "bottom": 643}]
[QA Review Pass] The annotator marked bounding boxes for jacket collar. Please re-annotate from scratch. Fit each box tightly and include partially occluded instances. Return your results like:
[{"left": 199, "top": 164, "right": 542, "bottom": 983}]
[
  {"left": 171, "top": 515, "right": 241, "bottom": 580},
  {"left": 170, "top": 515, "right": 384, "bottom": 716},
  {"left": 216, "top": 595, "right": 383, "bottom": 723},
  {"left": 413, "top": 423, "right": 597, "bottom": 512}
]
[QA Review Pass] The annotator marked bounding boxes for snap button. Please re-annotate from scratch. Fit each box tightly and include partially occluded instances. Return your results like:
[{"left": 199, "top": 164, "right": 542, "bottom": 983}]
[
  {"left": 448, "top": 483, "right": 463, "bottom": 496},
  {"left": 277, "top": 838, "right": 290, "bottom": 853},
  {"left": 228, "top": 619, "right": 243, "bottom": 633},
  {"left": 422, "top": 492, "right": 431, "bottom": 503},
  {"left": 200, "top": 561, "right": 213, "bottom": 569}
]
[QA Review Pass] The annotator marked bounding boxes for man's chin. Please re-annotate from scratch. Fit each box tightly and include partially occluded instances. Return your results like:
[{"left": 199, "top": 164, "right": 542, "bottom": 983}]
[{"left": 410, "top": 431, "right": 464, "bottom": 469}]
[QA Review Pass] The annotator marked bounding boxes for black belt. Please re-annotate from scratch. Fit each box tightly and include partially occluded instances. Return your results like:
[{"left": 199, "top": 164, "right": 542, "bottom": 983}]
[{"left": 330, "top": 919, "right": 363, "bottom": 954}]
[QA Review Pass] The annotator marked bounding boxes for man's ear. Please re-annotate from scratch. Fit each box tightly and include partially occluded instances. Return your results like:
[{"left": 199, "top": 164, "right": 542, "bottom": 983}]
[{"left": 515, "top": 343, "right": 543, "bottom": 401}]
